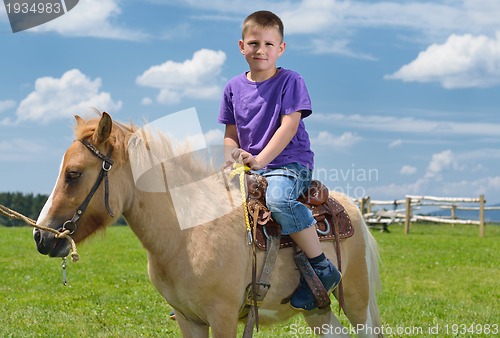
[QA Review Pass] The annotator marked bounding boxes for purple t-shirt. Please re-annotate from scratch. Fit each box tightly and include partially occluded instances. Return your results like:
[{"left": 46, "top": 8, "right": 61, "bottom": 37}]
[{"left": 218, "top": 68, "right": 314, "bottom": 170}]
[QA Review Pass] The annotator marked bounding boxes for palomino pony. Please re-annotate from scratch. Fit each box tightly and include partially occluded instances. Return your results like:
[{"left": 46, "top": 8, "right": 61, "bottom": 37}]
[{"left": 34, "top": 112, "right": 382, "bottom": 337}]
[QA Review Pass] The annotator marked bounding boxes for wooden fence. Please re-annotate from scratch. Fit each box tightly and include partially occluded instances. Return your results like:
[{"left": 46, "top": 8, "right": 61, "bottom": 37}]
[{"left": 356, "top": 194, "right": 500, "bottom": 237}]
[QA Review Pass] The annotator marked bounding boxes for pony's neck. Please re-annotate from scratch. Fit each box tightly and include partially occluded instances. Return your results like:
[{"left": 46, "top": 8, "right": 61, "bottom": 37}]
[
  {"left": 117, "top": 138, "right": 242, "bottom": 261},
  {"left": 119, "top": 164, "right": 251, "bottom": 297},
  {"left": 123, "top": 188, "right": 185, "bottom": 259}
]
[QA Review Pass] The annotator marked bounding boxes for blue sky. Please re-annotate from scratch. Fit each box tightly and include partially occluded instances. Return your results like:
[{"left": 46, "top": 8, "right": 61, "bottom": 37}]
[{"left": 1, "top": 0, "right": 499, "bottom": 205}]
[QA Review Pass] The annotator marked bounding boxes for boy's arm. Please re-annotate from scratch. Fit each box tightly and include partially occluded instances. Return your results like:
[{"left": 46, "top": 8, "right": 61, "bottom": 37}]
[
  {"left": 223, "top": 124, "right": 240, "bottom": 164},
  {"left": 256, "top": 111, "right": 301, "bottom": 167},
  {"left": 238, "top": 111, "right": 301, "bottom": 170}
]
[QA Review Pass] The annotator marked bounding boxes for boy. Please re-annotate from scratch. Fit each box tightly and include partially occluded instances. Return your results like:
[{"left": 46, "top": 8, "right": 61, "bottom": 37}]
[{"left": 217, "top": 10, "right": 341, "bottom": 311}]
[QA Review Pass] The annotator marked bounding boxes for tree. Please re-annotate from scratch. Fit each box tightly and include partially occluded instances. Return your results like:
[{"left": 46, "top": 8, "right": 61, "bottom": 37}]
[
  {"left": 0, "top": 192, "right": 48, "bottom": 227},
  {"left": 0, "top": 192, "right": 127, "bottom": 226}
]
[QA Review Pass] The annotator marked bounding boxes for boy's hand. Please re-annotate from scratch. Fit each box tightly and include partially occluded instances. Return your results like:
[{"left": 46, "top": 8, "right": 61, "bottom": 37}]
[
  {"left": 223, "top": 160, "right": 235, "bottom": 169},
  {"left": 231, "top": 148, "right": 264, "bottom": 170}
]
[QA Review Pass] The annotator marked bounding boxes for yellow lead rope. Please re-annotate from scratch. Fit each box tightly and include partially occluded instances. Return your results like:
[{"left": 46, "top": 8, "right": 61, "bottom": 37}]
[{"left": 229, "top": 163, "right": 252, "bottom": 245}]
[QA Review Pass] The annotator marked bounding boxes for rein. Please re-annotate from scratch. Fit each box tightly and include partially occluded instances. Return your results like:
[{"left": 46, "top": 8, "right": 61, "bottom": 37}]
[
  {"left": 228, "top": 163, "right": 252, "bottom": 245},
  {"left": 61, "top": 139, "right": 114, "bottom": 235},
  {"left": 229, "top": 163, "right": 276, "bottom": 337}
]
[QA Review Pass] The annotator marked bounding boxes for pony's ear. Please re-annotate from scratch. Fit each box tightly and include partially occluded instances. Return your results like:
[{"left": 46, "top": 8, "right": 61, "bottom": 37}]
[
  {"left": 93, "top": 112, "right": 112, "bottom": 145},
  {"left": 74, "top": 115, "right": 84, "bottom": 126}
]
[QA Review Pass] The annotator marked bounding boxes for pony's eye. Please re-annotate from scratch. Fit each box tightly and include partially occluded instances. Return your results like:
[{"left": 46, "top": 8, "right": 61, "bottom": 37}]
[{"left": 66, "top": 171, "right": 82, "bottom": 182}]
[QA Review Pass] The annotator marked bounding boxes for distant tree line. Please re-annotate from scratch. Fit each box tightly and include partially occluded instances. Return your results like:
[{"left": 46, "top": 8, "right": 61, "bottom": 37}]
[
  {"left": 0, "top": 192, "right": 48, "bottom": 227},
  {"left": 0, "top": 192, "right": 126, "bottom": 227}
]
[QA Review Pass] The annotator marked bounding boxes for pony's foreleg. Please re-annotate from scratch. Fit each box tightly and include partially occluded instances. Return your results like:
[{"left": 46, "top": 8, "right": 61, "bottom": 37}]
[
  {"left": 206, "top": 303, "right": 240, "bottom": 338},
  {"left": 303, "top": 308, "right": 351, "bottom": 338},
  {"left": 174, "top": 310, "right": 210, "bottom": 338}
]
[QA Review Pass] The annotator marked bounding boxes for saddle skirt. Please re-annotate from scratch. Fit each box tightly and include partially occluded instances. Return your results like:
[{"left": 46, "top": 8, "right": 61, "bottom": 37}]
[{"left": 245, "top": 173, "right": 354, "bottom": 251}]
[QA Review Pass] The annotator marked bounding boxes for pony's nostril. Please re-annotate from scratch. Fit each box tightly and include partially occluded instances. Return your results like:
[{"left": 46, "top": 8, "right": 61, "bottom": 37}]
[
  {"left": 33, "top": 228, "right": 52, "bottom": 255},
  {"left": 33, "top": 228, "right": 41, "bottom": 245}
]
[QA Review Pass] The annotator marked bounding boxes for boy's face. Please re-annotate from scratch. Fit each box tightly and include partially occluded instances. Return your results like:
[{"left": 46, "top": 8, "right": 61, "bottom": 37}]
[{"left": 239, "top": 26, "right": 285, "bottom": 79}]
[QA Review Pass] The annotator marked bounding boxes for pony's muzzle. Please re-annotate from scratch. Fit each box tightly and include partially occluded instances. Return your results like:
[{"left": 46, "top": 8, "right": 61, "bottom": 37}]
[
  {"left": 33, "top": 228, "right": 49, "bottom": 254},
  {"left": 34, "top": 228, "right": 70, "bottom": 257}
]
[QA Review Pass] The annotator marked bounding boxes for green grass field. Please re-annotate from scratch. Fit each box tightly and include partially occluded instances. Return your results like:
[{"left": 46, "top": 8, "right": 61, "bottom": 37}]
[{"left": 0, "top": 223, "right": 498, "bottom": 337}]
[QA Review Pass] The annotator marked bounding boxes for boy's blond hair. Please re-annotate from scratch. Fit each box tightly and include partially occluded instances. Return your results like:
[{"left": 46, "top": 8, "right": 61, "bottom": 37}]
[{"left": 242, "top": 10, "right": 284, "bottom": 41}]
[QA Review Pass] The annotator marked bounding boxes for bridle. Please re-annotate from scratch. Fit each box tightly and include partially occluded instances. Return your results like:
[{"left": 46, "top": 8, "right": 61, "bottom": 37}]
[{"left": 60, "top": 139, "right": 114, "bottom": 235}]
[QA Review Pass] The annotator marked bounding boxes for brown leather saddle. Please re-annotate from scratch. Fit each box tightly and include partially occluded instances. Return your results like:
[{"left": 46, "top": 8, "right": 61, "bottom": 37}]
[
  {"left": 245, "top": 173, "right": 354, "bottom": 250},
  {"left": 237, "top": 172, "right": 354, "bottom": 330}
]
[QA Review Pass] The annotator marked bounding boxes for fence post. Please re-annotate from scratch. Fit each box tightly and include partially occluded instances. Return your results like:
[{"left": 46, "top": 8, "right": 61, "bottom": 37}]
[
  {"left": 404, "top": 196, "right": 411, "bottom": 234},
  {"left": 451, "top": 204, "right": 456, "bottom": 227},
  {"left": 360, "top": 197, "right": 366, "bottom": 220},
  {"left": 479, "top": 194, "right": 485, "bottom": 238},
  {"left": 450, "top": 204, "right": 456, "bottom": 219}
]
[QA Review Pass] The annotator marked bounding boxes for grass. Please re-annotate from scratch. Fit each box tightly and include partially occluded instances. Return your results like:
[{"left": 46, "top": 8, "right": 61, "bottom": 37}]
[
  {"left": 0, "top": 223, "right": 498, "bottom": 337},
  {"left": 374, "top": 223, "right": 499, "bottom": 337}
]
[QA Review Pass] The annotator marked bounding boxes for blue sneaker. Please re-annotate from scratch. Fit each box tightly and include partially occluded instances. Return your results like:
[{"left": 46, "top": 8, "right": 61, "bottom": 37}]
[{"left": 290, "top": 260, "right": 341, "bottom": 311}]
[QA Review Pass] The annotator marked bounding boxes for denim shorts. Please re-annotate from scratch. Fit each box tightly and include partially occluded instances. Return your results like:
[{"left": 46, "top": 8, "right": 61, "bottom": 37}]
[{"left": 255, "top": 163, "right": 316, "bottom": 235}]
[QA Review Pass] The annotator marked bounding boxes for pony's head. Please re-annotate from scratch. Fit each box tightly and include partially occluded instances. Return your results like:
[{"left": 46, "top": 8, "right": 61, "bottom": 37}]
[{"left": 34, "top": 112, "right": 131, "bottom": 257}]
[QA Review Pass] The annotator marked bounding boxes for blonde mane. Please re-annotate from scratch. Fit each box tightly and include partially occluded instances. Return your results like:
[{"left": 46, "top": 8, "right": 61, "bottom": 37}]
[{"left": 74, "top": 113, "right": 217, "bottom": 191}]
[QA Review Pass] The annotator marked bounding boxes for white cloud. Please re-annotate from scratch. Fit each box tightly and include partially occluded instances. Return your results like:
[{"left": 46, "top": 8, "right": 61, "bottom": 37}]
[
  {"left": 310, "top": 113, "right": 500, "bottom": 137},
  {"left": 425, "top": 150, "right": 456, "bottom": 180},
  {"left": 367, "top": 175, "right": 500, "bottom": 202},
  {"left": 367, "top": 147, "right": 500, "bottom": 201},
  {"left": 0, "top": 139, "right": 47, "bottom": 162},
  {"left": 422, "top": 175, "right": 500, "bottom": 198},
  {"left": 157, "top": 89, "right": 181, "bottom": 105},
  {"left": 136, "top": 49, "right": 226, "bottom": 105},
  {"left": 178, "top": 0, "right": 494, "bottom": 36},
  {"left": 0, "top": 5, "right": 6, "bottom": 22},
  {"left": 0, "top": 100, "right": 16, "bottom": 113},
  {"left": 311, "top": 131, "right": 361, "bottom": 149},
  {"left": 156, "top": 0, "right": 263, "bottom": 14},
  {"left": 182, "top": 0, "right": 500, "bottom": 62},
  {"left": 29, "top": 0, "right": 146, "bottom": 40},
  {"left": 400, "top": 165, "right": 417, "bottom": 175},
  {"left": 0, "top": 118, "right": 13, "bottom": 126},
  {"left": 16, "top": 69, "right": 122, "bottom": 124},
  {"left": 388, "top": 139, "right": 403, "bottom": 148},
  {"left": 485, "top": 176, "right": 500, "bottom": 191},
  {"left": 462, "top": 0, "right": 500, "bottom": 34},
  {"left": 454, "top": 148, "right": 500, "bottom": 174},
  {"left": 280, "top": 0, "right": 338, "bottom": 35},
  {"left": 312, "top": 0, "right": 500, "bottom": 37},
  {"left": 340, "top": 1, "right": 468, "bottom": 37},
  {"left": 386, "top": 32, "right": 500, "bottom": 88},
  {"left": 367, "top": 181, "right": 422, "bottom": 200},
  {"left": 310, "top": 38, "right": 377, "bottom": 60},
  {"left": 204, "top": 129, "right": 224, "bottom": 145},
  {"left": 142, "top": 97, "right": 153, "bottom": 106},
  {"left": 457, "top": 148, "right": 500, "bottom": 161}
]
